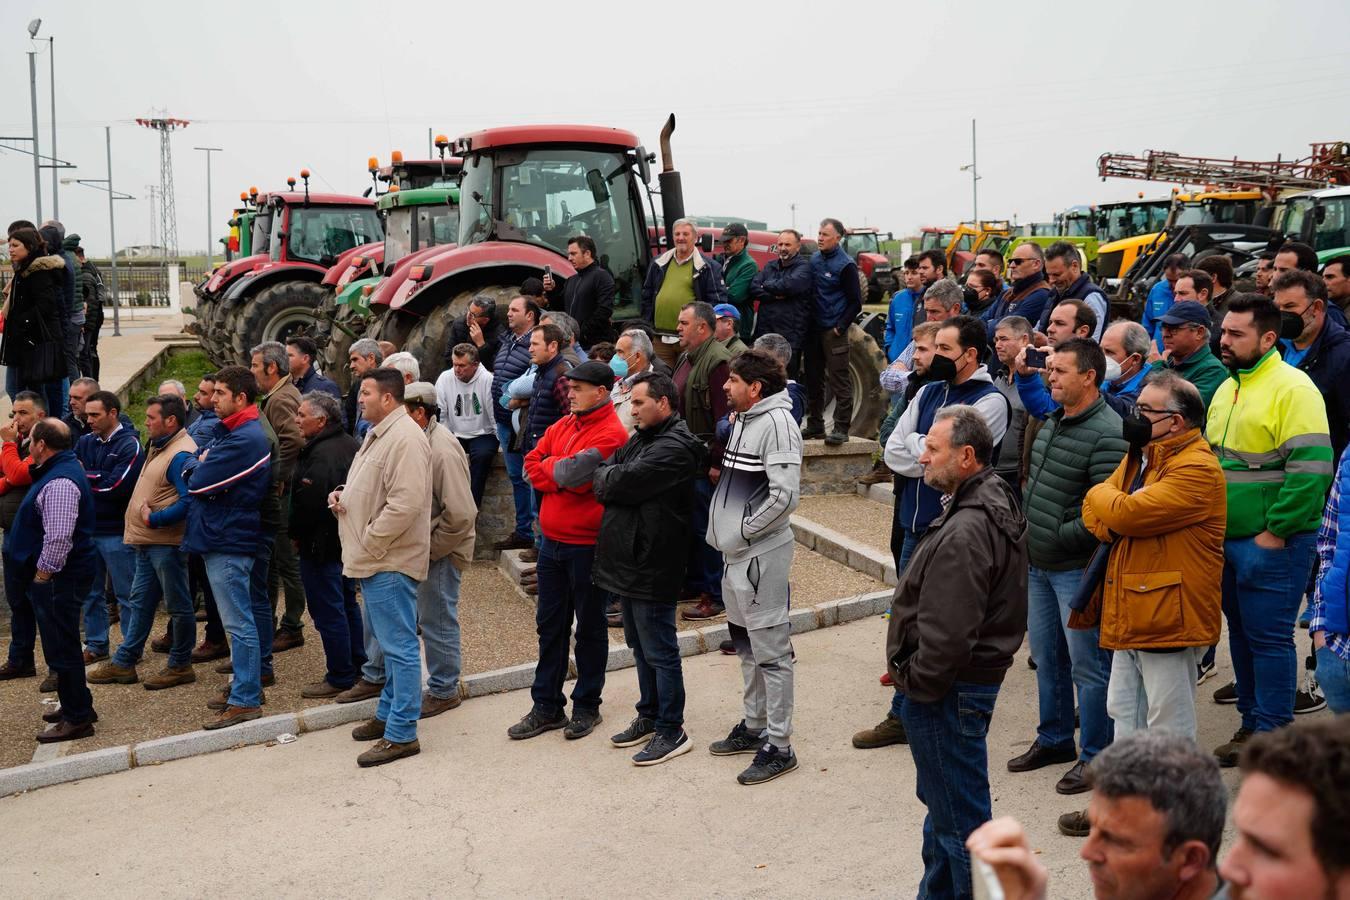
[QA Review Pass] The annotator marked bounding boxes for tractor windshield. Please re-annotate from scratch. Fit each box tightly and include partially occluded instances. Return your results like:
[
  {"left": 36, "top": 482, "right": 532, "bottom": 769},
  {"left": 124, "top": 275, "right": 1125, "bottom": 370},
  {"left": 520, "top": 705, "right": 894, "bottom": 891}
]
[
  {"left": 920, "top": 232, "right": 950, "bottom": 252},
  {"left": 1061, "top": 215, "right": 1093, "bottom": 237},
  {"left": 277, "top": 206, "right": 382, "bottom": 265},
  {"left": 844, "top": 233, "right": 880, "bottom": 256},
  {"left": 1282, "top": 196, "right": 1350, "bottom": 253},
  {"left": 460, "top": 146, "right": 648, "bottom": 308},
  {"left": 384, "top": 204, "right": 459, "bottom": 267}
]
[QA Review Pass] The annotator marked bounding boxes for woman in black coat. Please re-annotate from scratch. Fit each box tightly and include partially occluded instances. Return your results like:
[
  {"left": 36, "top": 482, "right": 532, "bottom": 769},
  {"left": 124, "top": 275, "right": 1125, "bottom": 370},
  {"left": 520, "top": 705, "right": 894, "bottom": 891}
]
[{"left": 2, "top": 227, "right": 67, "bottom": 409}]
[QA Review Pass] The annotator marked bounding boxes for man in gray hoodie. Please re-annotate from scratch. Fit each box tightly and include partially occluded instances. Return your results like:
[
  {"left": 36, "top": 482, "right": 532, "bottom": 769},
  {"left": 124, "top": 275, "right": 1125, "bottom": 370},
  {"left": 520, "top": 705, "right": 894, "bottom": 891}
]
[{"left": 705, "top": 349, "right": 803, "bottom": 785}]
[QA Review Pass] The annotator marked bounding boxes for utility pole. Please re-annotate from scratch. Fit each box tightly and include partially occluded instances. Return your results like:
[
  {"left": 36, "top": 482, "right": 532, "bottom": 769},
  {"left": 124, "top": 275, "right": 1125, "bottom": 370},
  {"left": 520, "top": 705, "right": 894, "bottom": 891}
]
[
  {"left": 959, "top": 118, "right": 980, "bottom": 224},
  {"left": 790, "top": 202, "right": 797, "bottom": 229},
  {"left": 195, "top": 146, "right": 223, "bottom": 269},
  {"left": 106, "top": 127, "right": 122, "bottom": 335},
  {"left": 48, "top": 35, "right": 57, "bottom": 220},
  {"left": 28, "top": 50, "right": 41, "bottom": 221}
]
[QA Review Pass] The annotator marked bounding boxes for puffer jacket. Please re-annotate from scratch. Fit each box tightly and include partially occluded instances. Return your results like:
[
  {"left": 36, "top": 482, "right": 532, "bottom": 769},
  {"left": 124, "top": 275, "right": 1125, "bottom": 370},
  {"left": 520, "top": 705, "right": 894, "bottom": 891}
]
[
  {"left": 887, "top": 466, "right": 1029, "bottom": 703},
  {"left": 1023, "top": 395, "right": 1128, "bottom": 570},
  {"left": 1080, "top": 428, "right": 1226, "bottom": 649},
  {"left": 491, "top": 329, "right": 534, "bottom": 428},
  {"left": 592, "top": 414, "right": 706, "bottom": 602}
]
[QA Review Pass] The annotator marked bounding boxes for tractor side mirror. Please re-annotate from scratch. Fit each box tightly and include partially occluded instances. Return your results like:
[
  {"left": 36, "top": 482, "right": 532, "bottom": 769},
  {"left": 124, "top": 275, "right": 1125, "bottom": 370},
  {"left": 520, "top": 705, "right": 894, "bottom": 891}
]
[
  {"left": 1316, "top": 204, "right": 1328, "bottom": 225},
  {"left": 586, "top": 169, "right": 610, "bottom": 204}
]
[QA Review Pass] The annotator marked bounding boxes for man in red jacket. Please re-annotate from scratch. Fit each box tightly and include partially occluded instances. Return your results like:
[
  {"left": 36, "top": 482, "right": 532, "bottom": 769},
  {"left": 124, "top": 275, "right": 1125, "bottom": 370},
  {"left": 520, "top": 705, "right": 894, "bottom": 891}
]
[{"left": 512, "top": 360, "right": 629, "bottom": 742}]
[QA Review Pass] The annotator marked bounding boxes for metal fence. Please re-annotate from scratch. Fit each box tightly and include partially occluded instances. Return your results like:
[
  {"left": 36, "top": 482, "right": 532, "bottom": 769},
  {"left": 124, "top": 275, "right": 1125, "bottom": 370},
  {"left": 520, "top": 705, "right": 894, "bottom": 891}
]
[{"left": 0, "top": 261, "right": 187, "bottom": 310}]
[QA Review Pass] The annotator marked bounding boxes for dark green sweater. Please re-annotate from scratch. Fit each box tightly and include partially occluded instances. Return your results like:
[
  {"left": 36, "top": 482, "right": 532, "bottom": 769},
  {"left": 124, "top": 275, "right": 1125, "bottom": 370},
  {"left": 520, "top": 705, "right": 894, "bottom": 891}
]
[{"left": 1023, "top": 395, "right": 1128, "bottom": 571}]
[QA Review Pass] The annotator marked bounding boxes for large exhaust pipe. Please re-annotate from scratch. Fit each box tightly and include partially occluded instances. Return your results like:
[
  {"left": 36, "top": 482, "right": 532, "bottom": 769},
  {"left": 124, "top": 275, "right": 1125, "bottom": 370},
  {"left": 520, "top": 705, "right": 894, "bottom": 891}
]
[{"left": 658, "top": 114, "right": 685, "bottom": 240}]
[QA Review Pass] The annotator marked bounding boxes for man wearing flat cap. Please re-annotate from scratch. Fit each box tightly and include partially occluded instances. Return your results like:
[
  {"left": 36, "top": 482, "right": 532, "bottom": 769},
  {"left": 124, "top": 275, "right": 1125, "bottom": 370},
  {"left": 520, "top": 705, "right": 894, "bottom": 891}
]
[
  {"left": 717, "top": 223, "right": 760, "bottom": 343},
  {"left": 511, "top": 360, "right": 630, "bottom": 741}
]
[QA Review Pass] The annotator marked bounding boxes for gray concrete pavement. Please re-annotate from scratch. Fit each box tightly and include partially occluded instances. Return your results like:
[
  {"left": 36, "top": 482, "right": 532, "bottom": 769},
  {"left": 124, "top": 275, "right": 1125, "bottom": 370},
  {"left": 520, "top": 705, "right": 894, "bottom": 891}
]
[{"left": 0, "top": 613, "right": 1275, "bottom": 899}]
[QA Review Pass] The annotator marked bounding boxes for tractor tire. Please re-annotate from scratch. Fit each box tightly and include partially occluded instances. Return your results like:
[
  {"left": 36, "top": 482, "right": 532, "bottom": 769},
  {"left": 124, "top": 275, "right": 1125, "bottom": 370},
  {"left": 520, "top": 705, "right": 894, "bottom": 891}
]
[
  {"left": 397, "top": 283, "right": 520, "bottom": 384},
  {"left": 224, "top": 281, "right": 331, "bottom": 363},
  {"left": 821, "top": 323, "right": 887, "bottom": 440},
  {"left": 194, "top": 291, "right": 236, "bottom": 367},
  {"left": 315, "top": 293, "right": 372, "bottom": 393}
]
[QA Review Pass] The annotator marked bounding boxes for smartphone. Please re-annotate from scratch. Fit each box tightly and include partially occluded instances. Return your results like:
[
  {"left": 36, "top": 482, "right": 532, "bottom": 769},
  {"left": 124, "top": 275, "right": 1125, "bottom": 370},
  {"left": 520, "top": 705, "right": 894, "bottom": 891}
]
[
  {"left": 543, "top": 265, "right": 553, "bottom": 282},
  {"left": 1024, "top": 348, "right": 1048, "bottom": 369},
  {"left": 972, "top": 858, "right": 1006, "bottom": 900}
]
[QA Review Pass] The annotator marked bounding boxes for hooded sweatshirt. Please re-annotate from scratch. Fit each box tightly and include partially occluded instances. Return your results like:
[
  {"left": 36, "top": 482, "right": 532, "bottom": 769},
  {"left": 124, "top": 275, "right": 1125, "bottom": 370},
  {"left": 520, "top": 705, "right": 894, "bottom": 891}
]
[{"left": 707, "top": 389, "right": 801, "bottom": 563}]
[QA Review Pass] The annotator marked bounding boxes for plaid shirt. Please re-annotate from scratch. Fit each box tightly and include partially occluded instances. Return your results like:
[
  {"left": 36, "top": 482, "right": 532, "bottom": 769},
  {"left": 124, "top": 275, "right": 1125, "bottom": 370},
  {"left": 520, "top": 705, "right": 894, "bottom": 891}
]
[
  {"left": 1311, "top": 478, "right": 1350, "bottom": 661},
  {"left": 34, "top": 477, "right": 81, "bottom": 574}
]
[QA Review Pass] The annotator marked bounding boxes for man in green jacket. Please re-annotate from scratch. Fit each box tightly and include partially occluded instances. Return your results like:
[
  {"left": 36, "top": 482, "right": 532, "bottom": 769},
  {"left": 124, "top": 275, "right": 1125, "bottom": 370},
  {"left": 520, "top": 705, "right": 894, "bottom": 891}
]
[
  {"left": 716, "top": 224, "right": 760, "bottom": 343},
  {"left": 1010, "top": 338, "right": 1128, "bottom": 805},
  {"left": 1151, "top": 301, "right": 1229, "bottom": 409}
]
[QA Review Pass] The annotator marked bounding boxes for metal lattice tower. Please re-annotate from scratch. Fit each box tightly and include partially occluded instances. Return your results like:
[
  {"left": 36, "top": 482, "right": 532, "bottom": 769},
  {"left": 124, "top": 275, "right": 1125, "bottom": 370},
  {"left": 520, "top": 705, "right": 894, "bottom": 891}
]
[{"left": 136, "top": 116, "right": 189, "bottom": 262}]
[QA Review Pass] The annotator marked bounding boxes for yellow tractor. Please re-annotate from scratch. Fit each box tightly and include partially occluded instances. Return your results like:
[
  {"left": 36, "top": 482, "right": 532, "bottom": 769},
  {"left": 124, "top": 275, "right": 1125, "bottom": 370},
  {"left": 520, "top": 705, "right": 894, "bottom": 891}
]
[{"left": 1094, "top": 190, "right": 1262, "bottom": 287}]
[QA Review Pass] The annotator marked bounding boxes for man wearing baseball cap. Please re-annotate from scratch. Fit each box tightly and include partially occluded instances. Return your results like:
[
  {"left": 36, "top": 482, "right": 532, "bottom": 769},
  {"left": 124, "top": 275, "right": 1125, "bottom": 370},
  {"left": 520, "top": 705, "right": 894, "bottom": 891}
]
[
  {"left": 1150, "top": 301, "right": 1229, "bottom": 409},
  {"left": 513, "top": 360, "right": 630, "bottom": 741},
  {"left": 717, "top": 224, "right": 760, "bottom": 343},
  {"left": 713, "top": 304, "right": 749, "bottom": 356}
]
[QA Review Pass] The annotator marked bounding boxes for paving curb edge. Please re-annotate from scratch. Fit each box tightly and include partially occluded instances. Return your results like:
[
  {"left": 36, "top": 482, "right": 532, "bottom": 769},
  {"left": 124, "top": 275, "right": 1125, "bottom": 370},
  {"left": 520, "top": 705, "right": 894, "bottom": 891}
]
[{"left": 0, "top": 586, "right": 893, "bottom": 799}]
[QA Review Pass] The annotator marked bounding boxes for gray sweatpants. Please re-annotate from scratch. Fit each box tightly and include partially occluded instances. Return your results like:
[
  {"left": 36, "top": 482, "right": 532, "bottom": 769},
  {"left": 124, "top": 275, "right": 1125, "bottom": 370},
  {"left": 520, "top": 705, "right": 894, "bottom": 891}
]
[{"left": 723, "top": 541, "right": 794, "bottom": 746}]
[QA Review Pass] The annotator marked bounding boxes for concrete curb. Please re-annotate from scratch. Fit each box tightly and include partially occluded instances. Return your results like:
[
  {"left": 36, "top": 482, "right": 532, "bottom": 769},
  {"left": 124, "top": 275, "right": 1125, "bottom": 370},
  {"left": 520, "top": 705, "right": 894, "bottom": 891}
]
[
  {"left": 0, "top": 586, "right": 893, "bottom": 799},
  {"left": 790, "top": 514, "right": 898, "bottom": 586}
]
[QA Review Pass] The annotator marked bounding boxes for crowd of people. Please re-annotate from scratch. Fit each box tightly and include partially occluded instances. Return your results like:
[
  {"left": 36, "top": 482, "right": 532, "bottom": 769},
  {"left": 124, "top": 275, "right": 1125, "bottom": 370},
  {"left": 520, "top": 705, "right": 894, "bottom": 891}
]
[{"left": 4, "top": 213, "right": 1350, "bottom": 893}]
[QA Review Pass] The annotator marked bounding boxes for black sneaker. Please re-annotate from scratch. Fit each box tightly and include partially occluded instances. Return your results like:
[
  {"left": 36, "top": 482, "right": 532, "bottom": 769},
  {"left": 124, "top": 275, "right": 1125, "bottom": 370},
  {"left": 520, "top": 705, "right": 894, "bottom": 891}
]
[
  {"left": 610, "top": 716, "right": 656, "bottom": 748},
  {"left": 1295, "top": 671, "right": 1326, "bottom": 715},
  {"left": 719, "top": 639, "right": 736, "bottom": 655},
  {"left": 709, "top": 720, "right": 766, "bottom": 756},
  {"left": 564, "top": 709, "right": 602, "bottom": 740},
  {"left": 633, "top": 730, "right": 692, "bottom": 766},
  {"left": 507, "top": 708, "right": 569, "bottom": 740},
  {"left": 801, "top": 425, "right": 826, "bottom": 440},
  {"left": 737, "top": 744, "right": 798, "bottom": 785},
  {"left": 1213, "top": 680, "right": 1238, "bottom": 704},
  {"left": 1196, "top": 659, "right": 1217, "bottom": 686}
]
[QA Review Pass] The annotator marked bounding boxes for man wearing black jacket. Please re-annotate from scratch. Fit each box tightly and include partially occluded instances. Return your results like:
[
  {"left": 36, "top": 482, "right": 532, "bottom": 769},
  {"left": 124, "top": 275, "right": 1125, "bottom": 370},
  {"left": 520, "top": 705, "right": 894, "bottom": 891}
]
[
  {"left": 446, "top": 295, "right": 504, "bottom": 373},
  {"left": 544, "top": 235, "right": 616, "bottom": 349},
  {"left": 751, "top": 229, "right": 813, "bottom": 376},
  {"left": 290, "top": 392, "right": 365, "bottom": 698},
  {"left": 886, "top": 406, "right": 1029, "bottom": 898},
  {"left": 593, "top": 372, "right": 705, "bottom": 766}
]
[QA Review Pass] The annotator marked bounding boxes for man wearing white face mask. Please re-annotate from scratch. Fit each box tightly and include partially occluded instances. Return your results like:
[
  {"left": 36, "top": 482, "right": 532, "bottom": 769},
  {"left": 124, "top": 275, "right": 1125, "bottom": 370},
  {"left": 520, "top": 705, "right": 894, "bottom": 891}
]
[{"left": 1099, "top": 321, "right": 1153, "bottom": 418}]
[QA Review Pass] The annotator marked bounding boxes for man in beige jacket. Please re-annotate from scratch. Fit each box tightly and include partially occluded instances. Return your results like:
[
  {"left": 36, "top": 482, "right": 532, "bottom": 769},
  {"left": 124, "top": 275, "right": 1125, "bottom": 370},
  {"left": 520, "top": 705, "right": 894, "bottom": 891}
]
[
  {"left": 361, "top": 382, "right": 476, "bottom": 720},
  {"left": 330, "top": 368, "right": 431, "bottom": 767}
]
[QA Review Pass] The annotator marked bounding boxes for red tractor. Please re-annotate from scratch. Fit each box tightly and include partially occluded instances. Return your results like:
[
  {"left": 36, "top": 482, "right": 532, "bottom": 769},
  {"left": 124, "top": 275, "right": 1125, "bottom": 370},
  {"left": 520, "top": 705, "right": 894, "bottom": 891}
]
[
  {"left": 843, "top": 227, "right": 897, "bottom": 302},
  {"left": 192, "top": 172, "right": 382, "bottom": 364},
  {"left": 348, "top": 116, "right": 886, "bottom": 435}
]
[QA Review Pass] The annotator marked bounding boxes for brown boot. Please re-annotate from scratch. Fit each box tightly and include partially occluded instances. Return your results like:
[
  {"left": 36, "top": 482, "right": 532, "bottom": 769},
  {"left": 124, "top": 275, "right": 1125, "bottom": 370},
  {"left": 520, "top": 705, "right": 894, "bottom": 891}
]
[
  {"left": 143, "top": 665, "right": 197, "bottom": 691},
  {"left": 272, "top": 630, "right": 305, "bottom": 653},
  {"left": 856, "top": 459, "right": 894, "bottom": 485},
  {"left": 150, "top": 631, "right": 172, "bottom": 654},
  {"left": 82, "top": 649, "right": 109, "bottom": 665},
  {"left": 202, "top": 705, "right": 262, "bottom": 730},
  {"left": 357, "top": 739, "right": 421, "bottom": 767},
  {"left": 301, "top": 680, "right": 346, "bottom": 699},
  {"left": 419, "top": 692, "right": 462, "bottom": 719},
  {"left": 0, "top": 661, "right": 36, "bottom": 680},
  {"left": 680, "top": 595, "right": 725, "bottom": 621},
  {"left": 36, "top": 719, "right": 95, "bottom": 743},
  {"left": 851, "top": 712, "right": 908, "bottom": 749},
  {"left": 519, "top": 547, "right": 539, "bottom": 564},
  {"left": 351, "top": 718, "right": 387, "bottom": 741},
  {"left": 86, "top": 661, "right": 139, "bottom": 685},
  {"left": 207, "top": 687, "right": 266, "bottom": 711},
  {"left": 335, "top": 679, "right": 383, "bottom": 704},
  {"left": 191, "top": 639, "right": 229, "bottom": 663}
]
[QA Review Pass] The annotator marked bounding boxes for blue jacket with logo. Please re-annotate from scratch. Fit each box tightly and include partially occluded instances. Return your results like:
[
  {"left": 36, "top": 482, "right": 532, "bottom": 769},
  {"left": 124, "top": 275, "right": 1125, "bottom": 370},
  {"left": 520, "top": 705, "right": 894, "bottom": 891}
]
[
  {"left": 74, "top": 422, "right": 144, "bottom": 536},
  {"left": 884, "top": 288, "right": 922, "bottom": 362},
  {"left": 181, "top": 407, "right": 273, "bottom": 556}
]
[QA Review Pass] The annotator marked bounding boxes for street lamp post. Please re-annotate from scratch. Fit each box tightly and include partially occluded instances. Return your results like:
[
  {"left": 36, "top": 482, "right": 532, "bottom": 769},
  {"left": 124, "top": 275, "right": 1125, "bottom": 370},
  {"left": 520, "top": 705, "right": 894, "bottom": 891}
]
[
  {"left": 62, "top": 127, "right": 134, "bottom": 337},
  {"left": 194, "top": 146, "right": 223, "bottom": 269},
  {"left": 27, "top": 47, "right": 41, "bottom": 221},
  {"left": 48, "top": 35, "right": 57, "bottom": 221}
]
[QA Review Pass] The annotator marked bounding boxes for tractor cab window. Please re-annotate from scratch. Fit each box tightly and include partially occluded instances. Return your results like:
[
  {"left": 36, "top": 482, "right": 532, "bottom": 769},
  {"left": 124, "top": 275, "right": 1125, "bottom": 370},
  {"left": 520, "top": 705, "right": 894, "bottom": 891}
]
[
  {"left": 844, "top": 233, "right": 879, "bottom": 256},
  {"left": 281, "top": 207, "right": 382, "bottom": 265},
  {"left": 1311, "top": 197, "right": 1350, "bottom": 253},
  {"left": 251, "top": 209, "right": 273, "bottom": 255},
  {"left": 953, "top": 233, "right": 974, "bottom": 253},
  {"left": 419, "top": 204, "right": 459, "bottom": 249}
]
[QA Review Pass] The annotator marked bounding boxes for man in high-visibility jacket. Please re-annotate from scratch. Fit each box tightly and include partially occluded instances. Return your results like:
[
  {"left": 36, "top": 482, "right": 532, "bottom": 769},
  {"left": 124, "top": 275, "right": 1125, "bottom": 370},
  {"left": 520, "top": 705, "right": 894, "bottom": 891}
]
[{"left": 1207, "top": 293, "right": 1333, "bottom": 767}]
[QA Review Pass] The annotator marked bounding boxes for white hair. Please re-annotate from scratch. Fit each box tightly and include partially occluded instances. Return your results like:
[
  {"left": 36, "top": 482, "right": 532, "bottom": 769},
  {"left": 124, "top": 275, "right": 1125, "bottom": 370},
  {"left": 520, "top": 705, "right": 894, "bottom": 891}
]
[{"left": 383, "top": 351, "right": 420, "bottom": 383}]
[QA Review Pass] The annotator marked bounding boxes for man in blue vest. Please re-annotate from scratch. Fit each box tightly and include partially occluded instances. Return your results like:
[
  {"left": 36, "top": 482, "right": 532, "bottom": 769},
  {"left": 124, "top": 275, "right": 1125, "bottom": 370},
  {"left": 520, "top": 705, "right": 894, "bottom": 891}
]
[
  {"left": 1039, "top": 241, "right": 1107, "bottom": 340},
  {"left": 11, "top": 418, "right": 99, "bottom": 742},
  {"left": 803, "top": 218, "right": 863, "bottom": 445},
  {"left": 852, "top": 315, "right": 1009, "bottom": 750}
]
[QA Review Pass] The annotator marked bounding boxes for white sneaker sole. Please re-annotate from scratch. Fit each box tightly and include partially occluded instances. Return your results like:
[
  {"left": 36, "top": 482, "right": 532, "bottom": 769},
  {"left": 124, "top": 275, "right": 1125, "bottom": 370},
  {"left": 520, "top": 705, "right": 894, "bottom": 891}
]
[{"left": 633, "top": 738, "right": 693, "bottom": 766}]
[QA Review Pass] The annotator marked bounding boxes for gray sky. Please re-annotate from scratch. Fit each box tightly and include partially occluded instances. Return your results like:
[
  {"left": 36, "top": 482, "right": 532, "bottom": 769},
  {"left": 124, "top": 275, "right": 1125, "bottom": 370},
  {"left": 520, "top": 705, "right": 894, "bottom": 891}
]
[{"left": 4, "top": 0, "right": 1350, "bottom": 257}]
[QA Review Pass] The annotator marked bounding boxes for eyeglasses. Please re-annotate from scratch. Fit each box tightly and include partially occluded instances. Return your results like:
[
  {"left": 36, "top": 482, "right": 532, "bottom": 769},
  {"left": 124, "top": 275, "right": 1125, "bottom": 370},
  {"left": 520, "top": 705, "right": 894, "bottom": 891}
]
[
  {"left": 1008, "top": 258, "right": 1034, "bottom": 267},
  {"left": 1132, "top": 404, "right": 1180, "bottom": 417}
]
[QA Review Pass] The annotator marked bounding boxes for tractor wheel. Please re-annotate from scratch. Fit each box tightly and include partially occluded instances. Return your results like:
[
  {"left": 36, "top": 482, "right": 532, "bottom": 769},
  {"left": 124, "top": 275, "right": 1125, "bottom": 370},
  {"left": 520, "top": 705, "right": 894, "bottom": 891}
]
[
  {"left": 823, "top": 323, "right": 887, "bottom": 440},
  {"left": 398, "top": 283, "right": 519, "bottom": 384},
  {"left": 194, "top": 292, "right": 236, "bottom": 367},
  {"left": 315, "top": 293, "right": 372, "bottom": 393},
  {"left": 224, "top": 281, "right": 331, "bottom": 363}
]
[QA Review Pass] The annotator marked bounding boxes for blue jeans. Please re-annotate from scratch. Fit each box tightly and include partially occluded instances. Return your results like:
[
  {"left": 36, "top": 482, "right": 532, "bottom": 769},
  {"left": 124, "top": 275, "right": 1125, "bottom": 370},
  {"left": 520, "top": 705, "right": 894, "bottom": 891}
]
[
  {"left": 363, "top": 556, "right": 462, "bottom": 699},
  {"left": 1316, "top": 645, "right": 1350, "bottom": 715},
  {"left": 1027, "top": 565, "right": 1113, "bottom": 761},
  {"left": 496, "top": 423, "right": 533, "bottom": 538},
  {"left": 458, "top": 433, "right": 498, "bottom": 509},
  {"left": 300, "top": 558, "right": 365, "bottom": 689},
  {"left": 30, "top": 568, "right": 97, "bottom": 724},
  {"left": 113, "top": 546, "right": 192, "bottom": 669},
  {"left": 684, "top": 474, "right": 722, "bottom": 601},
  {"left": 3, "top": 550, "right": 36, "bottom": 668},
  {"left": 531, "top": 538, "right": 607, "bottom": 716},
  {"left": 82, "top": 534, "right": 138, "bottom": 655},
  {"left": 360, "top": 571, "right": 421, "bottom": 744},
  {"left": 203, "top": 552, "right": 263, "bottom": 708},
  {"left": 620, "top": 597, "right": 685, "bottom": 736},
  {"left": 250, "top": 536, "right": 275, "bottom": 678},
  {"left": 900, "top": 681, "right": 1001, "bottom": 900},
  {"left": 1222, "top": 532, "right": 1318, "bottom": 732}
]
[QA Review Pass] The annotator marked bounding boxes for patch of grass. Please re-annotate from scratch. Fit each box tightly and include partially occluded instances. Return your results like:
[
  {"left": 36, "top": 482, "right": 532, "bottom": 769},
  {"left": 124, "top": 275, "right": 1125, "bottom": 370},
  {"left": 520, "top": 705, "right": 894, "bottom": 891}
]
[{"left": 124, "top": 349, "right": 214, "bottom": 433}]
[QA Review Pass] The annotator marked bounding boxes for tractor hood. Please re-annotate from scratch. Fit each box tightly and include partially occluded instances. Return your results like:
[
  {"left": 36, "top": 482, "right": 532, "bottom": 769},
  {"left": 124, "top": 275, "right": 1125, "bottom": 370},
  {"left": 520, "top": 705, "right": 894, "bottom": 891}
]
[
  {"left": 372, "top": 242, "right": 574, "bottom": 314},
  {"left": 220, "top": 259, "right": 329, "bottom": 303},
  {"left": 202, "top": 253, "right": 269, "bottom": 296},
  {"left": 323, "top": 241, "right": 384, "bottom": 289}
]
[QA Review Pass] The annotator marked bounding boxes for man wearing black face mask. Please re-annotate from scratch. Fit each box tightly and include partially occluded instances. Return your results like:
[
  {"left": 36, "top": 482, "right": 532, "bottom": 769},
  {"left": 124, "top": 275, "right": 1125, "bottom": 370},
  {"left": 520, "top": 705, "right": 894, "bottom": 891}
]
[
  {"left": 855, "top": 316, "right": 1010, "bottom": 749},
  {"left": 1272, "top": 269, "right": 1350, "bottom": 462}
]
